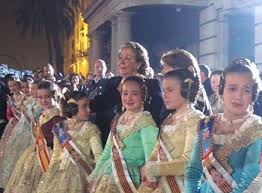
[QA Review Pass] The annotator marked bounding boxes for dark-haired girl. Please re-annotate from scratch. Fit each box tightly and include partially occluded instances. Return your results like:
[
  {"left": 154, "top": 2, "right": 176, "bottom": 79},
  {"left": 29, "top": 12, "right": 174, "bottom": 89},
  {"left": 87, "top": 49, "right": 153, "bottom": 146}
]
[
  {"left": 36, "top": 91, "right": 103, "bottom": 193},
  {"left": 140, "top": 69, "right": 204, "bottom": 193},
  {"left": 185, "top": 58, "right": 262, "bottom": 193},
  {"left": 4, "top": 80, "right": 63, "bottom": 193},
  {"left": 160, "top": 49, "right": 211, "bottom": 117},
  {"left": 88, "top": 76, "right": 159, "bottom": 193}
]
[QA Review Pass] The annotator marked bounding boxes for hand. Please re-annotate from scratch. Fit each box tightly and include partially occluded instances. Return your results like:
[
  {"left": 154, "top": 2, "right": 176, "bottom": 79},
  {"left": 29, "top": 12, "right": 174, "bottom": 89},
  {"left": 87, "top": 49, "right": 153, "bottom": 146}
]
[{"left": 141, "top": 163, "right": 158, "bottom": 189}]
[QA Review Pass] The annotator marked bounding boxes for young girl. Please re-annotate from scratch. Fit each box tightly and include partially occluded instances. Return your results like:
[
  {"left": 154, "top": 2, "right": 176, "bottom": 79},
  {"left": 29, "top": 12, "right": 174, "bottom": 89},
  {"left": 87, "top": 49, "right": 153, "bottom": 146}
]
[
  {"left": 140, "top": 69, "right": 204, "bottom": 192},
  {"left": 36, "top": 91, "right": 103, "bottom": 193},
  {"left": 0, "top": 78, "right": 24, "bottom": 145},
  {"left": 160, "top": 49, "right": 212, "bottom": 117},
  {"left": 88, "top": 76, "right": 159, "bottom": 192},
  {"left": 4, "top": 80, "right": 63, "bottom": 193},
  {"left": 0, "top": 79, "right": 43, "bottom": 190},
  {"left": 185, "top": 58, "right": 262, "bottom": 193}
]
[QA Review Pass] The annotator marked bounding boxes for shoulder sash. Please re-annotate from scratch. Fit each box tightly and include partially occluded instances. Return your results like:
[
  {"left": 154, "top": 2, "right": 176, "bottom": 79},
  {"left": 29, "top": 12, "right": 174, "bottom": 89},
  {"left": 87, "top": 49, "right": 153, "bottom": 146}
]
[
  {"left": 198, "top": 117, "right": 237, "bottom": 193},
  {"left": 53, "top": 122, "right": 93, "bottom": 174}
]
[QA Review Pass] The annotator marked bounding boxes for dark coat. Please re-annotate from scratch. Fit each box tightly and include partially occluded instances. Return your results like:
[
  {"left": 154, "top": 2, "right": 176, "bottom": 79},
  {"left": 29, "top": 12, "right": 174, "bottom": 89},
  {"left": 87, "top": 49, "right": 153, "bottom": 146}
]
[
  {"left": 84, "top": 78, "right": 108, "bottom": 100},
  {"left": 203, "top": 78, "right": 213, "bottom": 97},
  {"left": 0, "top": 80, "right": 7, "bottom": 139},
  {"left": 90, "top": 76, "right": 163, "bottom": 146}
]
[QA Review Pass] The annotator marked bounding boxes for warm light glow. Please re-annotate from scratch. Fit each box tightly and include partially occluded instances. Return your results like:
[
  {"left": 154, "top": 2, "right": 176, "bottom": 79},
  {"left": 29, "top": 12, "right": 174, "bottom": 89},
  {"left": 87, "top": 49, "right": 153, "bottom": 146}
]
[{"left": 64, "top": 12, "right": 90, "bottom": 78}]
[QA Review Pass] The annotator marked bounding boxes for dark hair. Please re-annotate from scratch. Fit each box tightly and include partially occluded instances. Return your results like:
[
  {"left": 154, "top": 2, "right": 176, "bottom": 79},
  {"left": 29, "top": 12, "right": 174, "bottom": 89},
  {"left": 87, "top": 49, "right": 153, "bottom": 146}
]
[
  {"left": 219, "top": 58, "right": 262, "bottom": 102},
  {"left": 163, "top": 69, "right": 200, "bottom": 103},
  {"left": 7, "top": 76, "right": 21, "bottom": 89},
  {"left": 37, "top": 80, "right": 60, "bottom": 101},
  {"left": 119, "top": 41, "right": 150, "bottom": 76},
  {"left": 68, "top": 73, "right": 82, "bottom": 84},
  {"left": 21, "top": 76, "right": 34, "bottom": 84},
  {"left": 65, "top": 91, "right": 89, "bottom": 118},
  {"left": 199, "top": 64, "right": 211, "bottom": 78},
  {"left": 210, "top": 70, "right": 223, "bottom": 78},
  {"left": 121, "top": 75, "right": 151, "bottom": 105}
]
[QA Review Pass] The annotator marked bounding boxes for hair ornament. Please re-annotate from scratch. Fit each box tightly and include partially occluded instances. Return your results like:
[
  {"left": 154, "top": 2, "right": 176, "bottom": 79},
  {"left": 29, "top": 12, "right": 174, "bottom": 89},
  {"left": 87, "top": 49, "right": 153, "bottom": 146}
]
[
  {"left": 184, "top": 78, "right": 194, "bottom": 99},
  {"left": 67, "top": 98, "right": 77, "bottom": 104},
  {"left": 187, "top": 66, "right": 197, "bottom": 77}
]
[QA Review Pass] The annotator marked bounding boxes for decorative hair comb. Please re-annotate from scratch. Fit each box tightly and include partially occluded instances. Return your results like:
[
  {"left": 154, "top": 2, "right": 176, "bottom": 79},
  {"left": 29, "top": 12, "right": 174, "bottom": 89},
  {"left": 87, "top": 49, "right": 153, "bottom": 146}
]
[{"left": 67, "top": 99, "right": 77, "bottom": 104}]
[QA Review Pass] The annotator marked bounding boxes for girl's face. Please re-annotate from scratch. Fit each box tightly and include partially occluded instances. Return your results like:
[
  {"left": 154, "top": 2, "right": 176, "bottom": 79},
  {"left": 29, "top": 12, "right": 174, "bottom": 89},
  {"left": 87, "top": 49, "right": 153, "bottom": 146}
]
[
  {"left": 162, "top": 77, "right": 186, "bottom": 110},
  {"left": 210, "top": 74, "right": 220, "bottom": 94},
  {"left": 71, "top": 75, "right": 80, "bottom": 85},
  {"left": 37, "top": 89, "right": 56, "bottom": 110},
  {"left": 121, "top": 81, "right": 143, "bottom": 113},
  {"left": 118, "top": 48, "right": 140, "bottom": 77},
  {"left": 8, "top": 80, "right": 20, "bottom": 95},
  {"left": 21, "top": 82, "right": 31, "bottom": 96},
  {"left": 31, "top": 83, "right": 38, "bottom": 98},
  {"left": 76, "top": 98, "right": 90, "bottom": 120},
  {"left": 223, "top": 73, "right": 253, "bottom": 117}
]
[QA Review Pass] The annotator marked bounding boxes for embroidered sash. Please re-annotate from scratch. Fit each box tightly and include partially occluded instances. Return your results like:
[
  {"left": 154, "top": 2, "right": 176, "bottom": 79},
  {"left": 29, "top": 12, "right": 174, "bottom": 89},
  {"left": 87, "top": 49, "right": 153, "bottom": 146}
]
[
  {"left": 36, "top": 126, "right": 51, "bottom": 172},
  {"left": 198, "top": 117, "right": 237, "bottom": 193},
  {"left": 111, "top": 134, "right": 137, "bottom": 193},
  {"left": 36, "top": 116, "right": 66, "bottom": 172},
  {"left": 158, "top": 139, "right": 183, "bottom": 193},
  {"left": 53, "top": 122, "right": 93, "bottom": 174},
  {"left": 108, "top": 112, "right": 136, "bottom": 193}
]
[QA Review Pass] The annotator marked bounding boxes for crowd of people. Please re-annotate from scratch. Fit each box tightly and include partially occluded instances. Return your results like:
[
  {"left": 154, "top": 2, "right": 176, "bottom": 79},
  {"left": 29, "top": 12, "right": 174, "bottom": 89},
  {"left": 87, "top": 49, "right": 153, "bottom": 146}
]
[{"left": 0, "top": 41, "right": 261, "bottom": 193}]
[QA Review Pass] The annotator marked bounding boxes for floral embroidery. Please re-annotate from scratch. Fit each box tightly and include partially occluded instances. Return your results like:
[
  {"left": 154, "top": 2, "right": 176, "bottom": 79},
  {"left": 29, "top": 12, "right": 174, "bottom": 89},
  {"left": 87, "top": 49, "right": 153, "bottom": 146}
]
[{"left": 215, "top": 115, "right": 262, "bottom": 173}]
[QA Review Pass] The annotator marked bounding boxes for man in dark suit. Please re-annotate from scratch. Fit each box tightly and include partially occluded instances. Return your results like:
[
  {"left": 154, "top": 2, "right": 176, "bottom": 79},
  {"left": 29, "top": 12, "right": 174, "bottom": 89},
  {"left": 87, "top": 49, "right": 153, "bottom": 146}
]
[
  {"left": 84, "top": 59, "right": 109, "bottom": 141},
  {"left": 84, "top": 59, "right": 108, "bottom": 100},
  {"left": 200, "top": 64, "right": 213, "bottom": 97}
]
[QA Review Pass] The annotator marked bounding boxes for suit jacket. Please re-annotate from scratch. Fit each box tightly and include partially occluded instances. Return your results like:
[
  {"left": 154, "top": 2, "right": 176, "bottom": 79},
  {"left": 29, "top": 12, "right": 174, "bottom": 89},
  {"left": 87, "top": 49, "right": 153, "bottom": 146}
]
[
  {"left": 84, "top": 78, "right": 108, "bottom": 100},
  {"left": 90, "top": 76, "right": 163, "bottom": 146}
]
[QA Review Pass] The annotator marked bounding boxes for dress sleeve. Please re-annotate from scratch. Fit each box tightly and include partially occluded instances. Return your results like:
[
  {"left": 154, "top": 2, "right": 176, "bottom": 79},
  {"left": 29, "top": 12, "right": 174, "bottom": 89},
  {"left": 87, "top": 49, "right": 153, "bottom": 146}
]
[
  {"left": 140, "top": 125, "right": 159, "bottom": 161},
  {"left": 90, "top": 133, "right": 103, "bottom": 162},
  {"left": 231, "top": 139, "right": 261, "bottom": 193},
  {"left": 184, "top": 137, "right": 203, "bottom": 193},
  {"left": 152, "top": 121, "right": 198, "bottom": 176},
  {"left": 92, "top": 132, "right": 112, "bottom": 174}
]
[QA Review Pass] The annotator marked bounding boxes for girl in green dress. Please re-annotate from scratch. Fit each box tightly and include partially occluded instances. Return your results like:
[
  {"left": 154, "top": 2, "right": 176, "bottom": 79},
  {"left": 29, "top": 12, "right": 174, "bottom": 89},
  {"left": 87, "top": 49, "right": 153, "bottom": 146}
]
[{"left": 88, "top": 76, "right": 159, "bottom": 193}]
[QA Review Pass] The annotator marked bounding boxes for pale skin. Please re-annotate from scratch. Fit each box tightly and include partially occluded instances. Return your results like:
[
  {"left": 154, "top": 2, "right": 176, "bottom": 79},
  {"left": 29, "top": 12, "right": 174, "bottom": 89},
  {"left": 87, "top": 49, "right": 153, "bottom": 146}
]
[
  {"left": 74, "top": 97, "right": 91, "bottom": 123},
  {"left": 216, "top": 72, "right": 254, "bottom": 134},
  {"left": 31, "top": 83, "right": 38, "bottom": 98},
  {"left": 94, "top": 60, "right": 106, "bottom": 81},
  {"left": 37, "top": 89, "right": 57, "bottom": 110},
  {"left": 121, "top": 81, "right": 143, "bottom": 114},
  {"left": 118, "top": 48, "right": 141, "bottom": 80},
  {"left": 21, "top": 82, "right": 31, "bottom": 97},
  {"left": 210, "top": 74, "right": 221, "bottom": 95},
  {"left": 7, "top": 80, "right": 23, "bottom": 119}
]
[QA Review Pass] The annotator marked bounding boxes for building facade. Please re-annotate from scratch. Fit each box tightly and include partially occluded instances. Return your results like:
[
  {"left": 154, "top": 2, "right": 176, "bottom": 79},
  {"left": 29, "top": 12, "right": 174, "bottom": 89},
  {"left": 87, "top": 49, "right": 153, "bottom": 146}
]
[{"left": 84, "top": 0, "right": 262, "bottom": 73}]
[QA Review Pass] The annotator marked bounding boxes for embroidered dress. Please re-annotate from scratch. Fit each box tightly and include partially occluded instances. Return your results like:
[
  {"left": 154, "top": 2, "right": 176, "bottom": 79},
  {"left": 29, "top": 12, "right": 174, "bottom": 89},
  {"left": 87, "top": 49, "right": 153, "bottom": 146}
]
[
  {"left": 185, "top": 114, "right": 262, "bottom": 193},
  {"left": 0, "top": 94, "right": 25, "bottom": 161},
  {"left": 140, "top": 106, "right": 204, "bottom": 193},
  {"left": 209, "top": 94, "right": 224, "bottom": 114},
  {"left": 4, "top": 107, "right": 61, "bottom": 193},
  {"left": 0, "top": 97, "right": 42, "bottom": 189},
  {"left": 36, "top": 119, "right": 103, "bottom": 193},
  {"left": 88, "top": 111, "right": 159, "bottom": 193}
]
